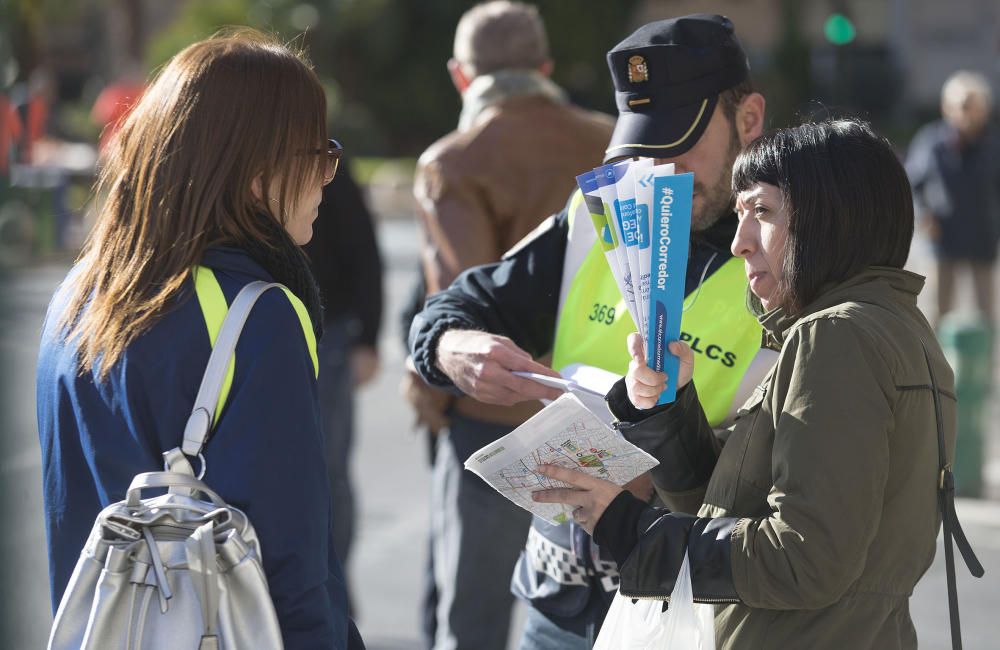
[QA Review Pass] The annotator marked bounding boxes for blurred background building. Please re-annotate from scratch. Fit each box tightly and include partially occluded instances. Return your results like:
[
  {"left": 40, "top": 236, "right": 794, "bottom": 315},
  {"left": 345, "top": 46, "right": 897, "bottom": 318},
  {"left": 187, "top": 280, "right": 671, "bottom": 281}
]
[
  {"left": 1, "top": 1, "right": 998, "bottom": 648},
  {"left": 2, "top": 0, "right": 998, "bottom": 242}
]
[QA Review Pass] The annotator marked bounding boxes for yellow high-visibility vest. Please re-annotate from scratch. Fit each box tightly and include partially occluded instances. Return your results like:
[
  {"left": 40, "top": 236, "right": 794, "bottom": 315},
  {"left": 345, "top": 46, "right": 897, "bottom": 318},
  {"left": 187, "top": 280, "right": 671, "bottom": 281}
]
[
  {"left": 551, "top": 191, "right": 762, "bottom": 426},
  {"left": 192, "top": 265, "right": 318, "bottom": 423}
]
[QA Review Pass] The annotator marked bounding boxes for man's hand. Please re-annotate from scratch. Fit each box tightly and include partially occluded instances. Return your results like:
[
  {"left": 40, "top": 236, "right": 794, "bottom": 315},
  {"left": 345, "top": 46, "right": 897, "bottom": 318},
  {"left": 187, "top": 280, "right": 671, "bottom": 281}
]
[
  {"left": 531, "top": 464, "right": 624, "bottom": 535},
  {"left": 626, "top": 333, "right": 694, "bottom": 409},
  {"left": 400, "top": 366, "right": 452, "bottom": 434},
  {"left": 435, "top": 329, "right": 562, "bottom": 405},
  {"left": 351, "top": 346, "right": 380, "bottom": 388},
  {"left": 920, "top": 211, "right": 941, "bottom": 242}
]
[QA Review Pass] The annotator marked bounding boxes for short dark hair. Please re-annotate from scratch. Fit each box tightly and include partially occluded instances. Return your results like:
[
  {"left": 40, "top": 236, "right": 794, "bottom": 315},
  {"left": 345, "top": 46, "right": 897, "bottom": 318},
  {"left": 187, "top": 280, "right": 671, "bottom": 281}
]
[
  {"left": 732, "top": 119, "right": 914, "bottom": 314},
  {"left": 454, "top": 1, "right": 549, "bottom": 76},
  {"left": 718, "top": 79, "right": 754, "bottom": 125}
]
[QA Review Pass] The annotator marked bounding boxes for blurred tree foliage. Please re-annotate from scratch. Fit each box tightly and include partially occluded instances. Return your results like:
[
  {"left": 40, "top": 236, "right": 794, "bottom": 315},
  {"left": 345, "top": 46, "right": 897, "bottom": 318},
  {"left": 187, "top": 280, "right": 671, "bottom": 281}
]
[
  {"left": 147, "top": 0, "right": 638, "bottom": 157},
  {"left": 763, "top": 0, "right": 812, "bottom": 130},
  {"left": 4, "top": 0, "right": 91, "bottom": 85},
  {"left": 147, "top": 0, "right": 266, "bottom": 71}
]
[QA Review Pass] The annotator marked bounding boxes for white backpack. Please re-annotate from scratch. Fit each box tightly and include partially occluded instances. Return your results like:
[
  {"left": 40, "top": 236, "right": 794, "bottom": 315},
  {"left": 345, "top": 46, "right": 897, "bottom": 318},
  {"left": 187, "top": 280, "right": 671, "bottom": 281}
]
[{"left": 48, "top": 282, "right": 287, "bottom": 650}]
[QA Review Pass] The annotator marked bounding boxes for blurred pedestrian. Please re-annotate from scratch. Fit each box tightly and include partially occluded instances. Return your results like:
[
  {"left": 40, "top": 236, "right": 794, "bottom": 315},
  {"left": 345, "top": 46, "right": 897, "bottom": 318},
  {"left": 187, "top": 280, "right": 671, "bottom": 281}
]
[
  {"left": 1, "top": 90, "right": 23, "bottom": 175},
  {"left": 409, "top": 15, "right": 776, "bottom": 649},
  {"left": 907, "top": 70, "right": 1000, "bottom": 327},
  {"left": 406, "top": 2, "right": 613, "bottom": 648},
  {"left": 303, "top": 158, "right": 384, "bottom": 613},
  {"left": 36, "top": 29, "right": 363, "bottom": 649},
  {"left": 17, "top": 68, "right": 54, "bottom": 164}
]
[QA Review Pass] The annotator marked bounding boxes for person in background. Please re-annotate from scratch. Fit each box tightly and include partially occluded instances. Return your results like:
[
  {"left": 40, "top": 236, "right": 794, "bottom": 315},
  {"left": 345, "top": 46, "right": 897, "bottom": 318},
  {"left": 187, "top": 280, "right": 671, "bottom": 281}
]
[
  {"left": 0, "top": 90, "right": 22, "bottom": 174},
  {"left": 534, "top": 118, "right": 982, "bottom": 650},
  {"left": 36, "top": 30, "right": 363, "bottom": 649},
  {"left": 409, "top": 15, "right": 775, "bottom": 648},
  {"left": 303, "top": 157, "right": 383, "bottom": 613},
  {"left": 404, "top": 2, "right": 613, "bottom": 648},
  {"left": 906, "top": 70, "right": 1000, "bottom": 328}
]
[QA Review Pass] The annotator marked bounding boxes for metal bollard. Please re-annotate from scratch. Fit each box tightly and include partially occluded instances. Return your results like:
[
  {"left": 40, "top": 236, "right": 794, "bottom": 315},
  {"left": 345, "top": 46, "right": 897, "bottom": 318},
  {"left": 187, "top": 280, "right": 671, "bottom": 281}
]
[{"left": 938, "top": 316, "right": 994, "bottom": 497}]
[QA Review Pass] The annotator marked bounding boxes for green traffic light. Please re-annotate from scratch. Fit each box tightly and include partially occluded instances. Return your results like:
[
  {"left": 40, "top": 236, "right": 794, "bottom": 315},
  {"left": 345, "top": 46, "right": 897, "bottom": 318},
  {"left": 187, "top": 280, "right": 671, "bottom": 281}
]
[{"left": 824, "top": 13, "right": 856, "bottom": 45}]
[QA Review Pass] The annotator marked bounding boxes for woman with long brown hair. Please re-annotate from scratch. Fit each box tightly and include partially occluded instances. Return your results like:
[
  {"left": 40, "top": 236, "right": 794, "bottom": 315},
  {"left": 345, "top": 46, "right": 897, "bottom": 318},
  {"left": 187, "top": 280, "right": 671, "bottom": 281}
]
[{"left": 36, "top": 29, "right": 363, "bottom": 648}]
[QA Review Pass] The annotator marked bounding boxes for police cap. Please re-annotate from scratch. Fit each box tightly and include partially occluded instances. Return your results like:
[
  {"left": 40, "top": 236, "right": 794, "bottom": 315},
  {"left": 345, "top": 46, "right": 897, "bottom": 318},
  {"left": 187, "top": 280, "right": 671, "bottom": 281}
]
[{"left": 604, "top": 14, "right": 749, "bottom": 162}]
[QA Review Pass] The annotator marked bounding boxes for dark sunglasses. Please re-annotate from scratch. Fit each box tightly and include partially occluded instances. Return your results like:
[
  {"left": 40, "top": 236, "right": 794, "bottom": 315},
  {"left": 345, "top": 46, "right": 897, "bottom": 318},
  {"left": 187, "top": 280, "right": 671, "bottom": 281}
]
[{"left": 314, "top": 138, "right": 343, "bottom": 185}]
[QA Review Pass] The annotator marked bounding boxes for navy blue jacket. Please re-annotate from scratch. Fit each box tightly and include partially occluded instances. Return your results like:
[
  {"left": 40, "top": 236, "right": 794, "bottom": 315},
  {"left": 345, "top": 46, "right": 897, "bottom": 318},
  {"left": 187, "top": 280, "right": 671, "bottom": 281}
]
[
  {"left": 37, "top": 247, "right": 360, "bottom": 649},
  {"left": 906, "top": 120, "right": 1000, "bottom": 262}
]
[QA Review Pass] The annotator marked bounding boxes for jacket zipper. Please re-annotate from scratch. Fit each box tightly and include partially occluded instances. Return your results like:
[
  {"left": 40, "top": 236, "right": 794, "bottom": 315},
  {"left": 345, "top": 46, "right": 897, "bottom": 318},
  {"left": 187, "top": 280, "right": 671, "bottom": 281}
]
[{"left": 618, "top": 591, "right": 739, "bottom": 604}]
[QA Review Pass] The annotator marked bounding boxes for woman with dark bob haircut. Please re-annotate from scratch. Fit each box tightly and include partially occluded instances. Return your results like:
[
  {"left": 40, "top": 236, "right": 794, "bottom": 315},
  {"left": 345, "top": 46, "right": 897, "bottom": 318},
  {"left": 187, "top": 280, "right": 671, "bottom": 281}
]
[{"left": 533, "top": 119, "right": 982, "bottom": 649}]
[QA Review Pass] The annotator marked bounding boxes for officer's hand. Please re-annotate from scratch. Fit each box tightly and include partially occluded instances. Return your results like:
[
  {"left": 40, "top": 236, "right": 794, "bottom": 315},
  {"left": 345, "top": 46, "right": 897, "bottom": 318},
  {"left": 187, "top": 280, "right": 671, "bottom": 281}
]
[
  {"left": 626, "top": 332, "right": 694, "bottom": 409},
  {"left": 435, "top": 329, "right": 563, "bottom": 406}
]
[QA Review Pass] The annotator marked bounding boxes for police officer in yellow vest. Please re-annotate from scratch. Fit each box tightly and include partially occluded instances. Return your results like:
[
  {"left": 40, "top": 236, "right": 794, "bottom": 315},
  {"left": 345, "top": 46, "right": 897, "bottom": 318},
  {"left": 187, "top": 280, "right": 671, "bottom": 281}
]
[{"left": 409, "top": 14, "right": 777, "bottom": 648}]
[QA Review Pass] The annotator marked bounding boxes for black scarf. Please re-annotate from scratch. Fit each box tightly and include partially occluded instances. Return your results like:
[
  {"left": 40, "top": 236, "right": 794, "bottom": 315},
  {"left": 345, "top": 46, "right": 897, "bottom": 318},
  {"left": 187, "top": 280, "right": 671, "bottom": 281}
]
[{"left": 239, "top": 215, "right": 324, "bottom": 341}]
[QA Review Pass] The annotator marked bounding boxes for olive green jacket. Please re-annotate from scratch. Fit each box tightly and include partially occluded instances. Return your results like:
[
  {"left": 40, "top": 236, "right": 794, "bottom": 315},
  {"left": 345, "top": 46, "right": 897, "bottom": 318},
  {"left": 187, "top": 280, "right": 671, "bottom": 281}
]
[{"left": 648, "top": 267, "right": 955, "bottom": 649}]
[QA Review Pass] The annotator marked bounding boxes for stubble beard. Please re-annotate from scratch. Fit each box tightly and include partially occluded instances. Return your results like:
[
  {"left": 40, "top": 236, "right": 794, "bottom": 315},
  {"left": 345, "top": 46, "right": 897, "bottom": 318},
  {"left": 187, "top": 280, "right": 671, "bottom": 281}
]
[{"left": 690, "top": 123, "right": 742, "bottom": 232}]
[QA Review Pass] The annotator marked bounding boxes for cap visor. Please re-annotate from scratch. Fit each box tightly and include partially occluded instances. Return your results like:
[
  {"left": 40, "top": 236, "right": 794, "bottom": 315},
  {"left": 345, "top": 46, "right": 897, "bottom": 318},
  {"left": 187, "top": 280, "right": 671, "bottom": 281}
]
[{"left": 604, "top": 95, "right": 718, "bottom": 163}]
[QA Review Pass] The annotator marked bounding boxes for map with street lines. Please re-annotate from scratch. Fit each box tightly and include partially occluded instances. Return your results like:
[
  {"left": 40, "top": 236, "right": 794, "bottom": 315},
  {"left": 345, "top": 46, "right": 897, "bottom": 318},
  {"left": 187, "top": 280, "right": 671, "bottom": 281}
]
[{"left": 464, "top": 394, "right": 659, "bottom": 524}]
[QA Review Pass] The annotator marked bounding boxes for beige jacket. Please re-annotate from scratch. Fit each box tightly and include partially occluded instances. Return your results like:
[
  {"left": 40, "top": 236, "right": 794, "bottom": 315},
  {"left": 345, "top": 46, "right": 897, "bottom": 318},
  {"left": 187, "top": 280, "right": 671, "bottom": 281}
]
[
  {"left": 662, "top": 268, "right": 956, "bottom": 649},
  {"left": 414, "top": 91, "right": 613, "bottom": 426}
]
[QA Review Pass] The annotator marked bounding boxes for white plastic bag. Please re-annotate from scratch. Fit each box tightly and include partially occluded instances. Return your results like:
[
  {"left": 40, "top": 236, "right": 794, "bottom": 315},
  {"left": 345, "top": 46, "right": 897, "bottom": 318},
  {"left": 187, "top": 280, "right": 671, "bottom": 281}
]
[{"left": 595, "top": 552, "right": 716, "bottom": 649}]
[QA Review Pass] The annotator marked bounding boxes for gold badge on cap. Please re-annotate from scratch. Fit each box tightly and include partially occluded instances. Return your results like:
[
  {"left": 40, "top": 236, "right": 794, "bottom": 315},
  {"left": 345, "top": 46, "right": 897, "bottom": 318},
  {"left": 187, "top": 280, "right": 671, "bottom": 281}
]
[{"left": 627, "top": 55, "right": 649, "bottom": 83}]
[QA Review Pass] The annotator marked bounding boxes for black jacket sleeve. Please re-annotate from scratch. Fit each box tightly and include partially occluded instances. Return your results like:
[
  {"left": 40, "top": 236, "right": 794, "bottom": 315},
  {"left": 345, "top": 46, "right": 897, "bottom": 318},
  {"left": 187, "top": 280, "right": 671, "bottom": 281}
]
[
  {"left": 408, "top": 210, "right": 569, "bottom": 387},
  {"left": 399, "top": 268, "right": 426, "bottom": 355},
  {"left": 593, "top": 492, "right": 739, "bottom": 602},
  {"left": 606, "top": 378, "right": 721, "bottom": 495},
  {"left": 595, "top": 378, "right": 739, "bottom": 603},
  {"left": 305, "top": 159, "right": 384, "bottom": 348}
]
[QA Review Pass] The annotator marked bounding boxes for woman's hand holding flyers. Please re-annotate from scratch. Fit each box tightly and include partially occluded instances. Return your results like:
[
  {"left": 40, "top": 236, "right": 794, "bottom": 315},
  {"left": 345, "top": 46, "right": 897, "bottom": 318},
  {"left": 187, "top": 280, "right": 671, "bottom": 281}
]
[{"left": 626, "top": 332, "right": 694, "bottom": 409}]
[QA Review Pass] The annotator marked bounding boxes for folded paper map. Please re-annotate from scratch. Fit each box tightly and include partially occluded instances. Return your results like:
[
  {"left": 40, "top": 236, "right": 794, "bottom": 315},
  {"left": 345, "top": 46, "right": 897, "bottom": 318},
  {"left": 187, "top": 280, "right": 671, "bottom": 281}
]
[{"left": 464, "top": 393, "right": 658, "bottom": 525}]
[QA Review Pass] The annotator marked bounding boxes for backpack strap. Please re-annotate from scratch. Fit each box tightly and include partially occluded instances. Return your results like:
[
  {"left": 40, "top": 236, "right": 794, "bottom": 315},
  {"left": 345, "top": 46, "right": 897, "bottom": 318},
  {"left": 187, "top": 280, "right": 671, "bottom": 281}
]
[
  {"left": 921, "top": 345, "right": 986, "bottom": 650},
  {"left": 186, "top": 521, "right": 221, "bottom": 649},
  {"left": 851, "top": 299, "right": 985, "bottom": 650},
  {"left": 820, "top": 300, "right": 986, "bottom": 650},
  {"left": 178, "top": 280, "right": 283, "bottom": 460}
]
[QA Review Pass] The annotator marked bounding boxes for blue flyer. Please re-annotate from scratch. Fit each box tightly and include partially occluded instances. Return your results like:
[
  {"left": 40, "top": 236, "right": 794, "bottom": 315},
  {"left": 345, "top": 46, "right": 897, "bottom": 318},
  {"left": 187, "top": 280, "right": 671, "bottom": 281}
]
[
  {"left": 646, "top": 172, "right": 693, "bottom": 405},
  {"left": 593, "top": 162, "right": 640, "bottom": 329},
  {"left": 575, "top": 171, "right": 612, "bottom": 245}
]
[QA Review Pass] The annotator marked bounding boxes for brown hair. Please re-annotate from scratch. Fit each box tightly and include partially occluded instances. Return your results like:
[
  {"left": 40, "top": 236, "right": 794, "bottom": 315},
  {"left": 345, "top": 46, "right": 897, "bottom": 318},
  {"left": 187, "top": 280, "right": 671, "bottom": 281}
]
[
  {"left": 62, "top": 28, "right": 327, "bottom": 377},
  {"left": 718, "top": 79, "right": 754, "bottom": 126}
]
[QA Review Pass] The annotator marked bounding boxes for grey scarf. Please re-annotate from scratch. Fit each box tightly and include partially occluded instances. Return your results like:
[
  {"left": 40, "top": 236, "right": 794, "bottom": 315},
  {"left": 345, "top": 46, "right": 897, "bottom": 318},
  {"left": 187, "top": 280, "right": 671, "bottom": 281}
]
[{"left": 458, "top": 69, "right": 568, "bottom": 131}]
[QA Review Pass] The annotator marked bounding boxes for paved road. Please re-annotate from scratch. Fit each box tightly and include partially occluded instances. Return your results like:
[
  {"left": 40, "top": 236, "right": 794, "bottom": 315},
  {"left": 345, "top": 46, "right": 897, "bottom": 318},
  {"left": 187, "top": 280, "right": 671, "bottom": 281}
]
[{"left": 1, "top": 222, "right": 997, "bottom": 649}]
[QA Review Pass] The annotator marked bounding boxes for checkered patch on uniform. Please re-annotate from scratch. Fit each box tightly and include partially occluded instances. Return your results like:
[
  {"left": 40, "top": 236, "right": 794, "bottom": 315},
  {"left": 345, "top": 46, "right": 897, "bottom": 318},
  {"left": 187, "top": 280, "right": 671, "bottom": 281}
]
[
  {"left": 594, "top": 557, "right": 620, "bottom": 592},
  {"left": 525, "top": 527, "right": 621, "bottom": 591},
  {"left": 525, "top": 527, "right": 590, "bottom": 586}
]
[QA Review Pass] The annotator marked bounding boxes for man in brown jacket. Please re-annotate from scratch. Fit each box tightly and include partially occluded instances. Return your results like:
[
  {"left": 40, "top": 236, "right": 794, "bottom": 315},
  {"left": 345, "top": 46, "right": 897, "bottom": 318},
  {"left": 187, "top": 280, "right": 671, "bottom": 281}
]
[{"left": 402, "top": 2, "right": 613, "bottom": 648}]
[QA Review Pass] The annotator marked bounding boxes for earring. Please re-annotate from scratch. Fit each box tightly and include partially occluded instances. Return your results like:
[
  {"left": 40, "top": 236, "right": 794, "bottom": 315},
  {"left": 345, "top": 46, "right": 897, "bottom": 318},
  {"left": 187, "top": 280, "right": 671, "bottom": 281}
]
[{"left": 267, "top": 198, "right": 286, "bottom": 221}]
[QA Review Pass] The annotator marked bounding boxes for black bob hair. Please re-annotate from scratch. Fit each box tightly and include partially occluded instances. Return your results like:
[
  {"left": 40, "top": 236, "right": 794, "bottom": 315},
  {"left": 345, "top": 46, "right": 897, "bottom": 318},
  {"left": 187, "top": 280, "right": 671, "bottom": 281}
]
[{"left": 732, "top": 119, "right": 914, "bottom": 315}]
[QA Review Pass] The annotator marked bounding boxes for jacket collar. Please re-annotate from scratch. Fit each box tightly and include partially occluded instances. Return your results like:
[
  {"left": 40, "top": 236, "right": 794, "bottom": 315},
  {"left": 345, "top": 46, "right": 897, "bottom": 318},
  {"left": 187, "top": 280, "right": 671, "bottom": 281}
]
[
  {"left": 758, "top": 267, "right": 926, "bottom": 350},
  {"left": 458, "top": 70, "right": 567, "bottom": 131},
  {"left": 200, "top": 246, "right": 274, "bottom": 282}
]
